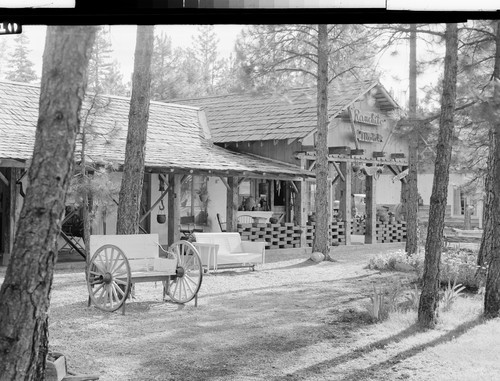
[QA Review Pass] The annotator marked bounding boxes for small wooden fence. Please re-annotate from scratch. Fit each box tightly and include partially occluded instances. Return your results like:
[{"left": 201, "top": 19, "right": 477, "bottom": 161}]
[{"left": 237, "top": 220, "right": 406, "bottom": 249}]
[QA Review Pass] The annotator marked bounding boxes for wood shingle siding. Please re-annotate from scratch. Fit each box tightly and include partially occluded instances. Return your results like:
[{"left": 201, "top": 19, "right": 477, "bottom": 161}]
[
  {"left": 170, "top": 78, "right": 398, "bottom": 144},
  {"left": 0, "top": 81, "right": 313, "bottom": 180}
]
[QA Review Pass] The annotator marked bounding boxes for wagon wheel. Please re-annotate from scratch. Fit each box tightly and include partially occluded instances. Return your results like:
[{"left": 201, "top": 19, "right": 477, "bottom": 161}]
[
  {"left": 166, "top": 240, "right": 203, "bottom": 304},
  {"left": 86, "top": 244, "right": 132, "bottom": 312}
]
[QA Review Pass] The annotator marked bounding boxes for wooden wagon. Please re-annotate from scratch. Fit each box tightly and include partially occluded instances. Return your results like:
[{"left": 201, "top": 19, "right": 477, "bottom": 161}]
[{"left": 86, "top": 234, "right": 203, "bottom": 314}]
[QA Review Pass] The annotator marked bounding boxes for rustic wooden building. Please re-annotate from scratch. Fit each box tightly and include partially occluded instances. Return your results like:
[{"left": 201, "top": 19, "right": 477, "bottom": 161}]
[
  {"left": 171, "top": 78, "right": 410, "bottom": 245},
  {"left": 0, "top": 80, "right": 313, "bottom": 265}
]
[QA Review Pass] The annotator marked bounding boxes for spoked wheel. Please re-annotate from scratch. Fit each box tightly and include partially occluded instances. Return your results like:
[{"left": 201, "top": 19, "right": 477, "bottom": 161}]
[
  {"left": 86, "top": 244, "right": 132, "bottom": 312},
  {"left": 166, "top": 240, "right": 203, "bottom": 304}
]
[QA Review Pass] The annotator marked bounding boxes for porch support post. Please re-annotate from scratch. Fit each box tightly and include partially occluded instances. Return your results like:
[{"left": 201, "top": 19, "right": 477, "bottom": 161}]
[
  {"left": 2, "top": 169, "right": 18, "bottom": 266},
  {"left": 285, "top": 181, "right": 291, "bottom": 222},
  {"left": 292, "top": 180, "right": 307, "bottom": 248},
  {"left": 365, "top": 174, "right": 377, "bottom": 244},
  {"left": 339, "top": 162, "right": 351, "bottom": 245},
  {"left": 167, "top": 174, "right": 181, "bottom": 246},
  {"left": 226, "top": 176, "right": 238, "bottom": 232}
]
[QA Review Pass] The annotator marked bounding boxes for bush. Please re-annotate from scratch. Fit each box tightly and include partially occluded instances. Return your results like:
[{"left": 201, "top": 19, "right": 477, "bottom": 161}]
[
  {"left": 367, "top": 247, "right": 485, "bottom": 290},
  {"left": 440, "top": 248, "right": 484, "bottom": 290},
  {"left": 368, "top": 249, "right": 421, "bottom": 272}
]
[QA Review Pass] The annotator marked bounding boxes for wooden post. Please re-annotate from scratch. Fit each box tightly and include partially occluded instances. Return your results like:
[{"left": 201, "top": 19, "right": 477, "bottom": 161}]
[
  {"left": 285, "top": 181, "right": 291, "bottom": 222},
  {"left": 167, "top": 174, "right": 180, "bottom": 246},
  {"left": 226, "top": 176, "right": 238, "bottom": 232},
  {"left": 365, "top": 174, "right": 377, "bottom": 244},
  {"left": 9, "top": 169, "right": 18, "bottom": 254},
  {"left": 293, "top": 180, "right": 307, "bottom": 248},
  {"left": 339, "top": 162, "right": 351, "bottom": 245}
]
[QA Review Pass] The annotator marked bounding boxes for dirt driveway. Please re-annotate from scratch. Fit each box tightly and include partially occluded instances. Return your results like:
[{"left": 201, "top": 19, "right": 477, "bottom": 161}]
[{"left": 34, "top": 243, "right": 417, "bottom": 380}]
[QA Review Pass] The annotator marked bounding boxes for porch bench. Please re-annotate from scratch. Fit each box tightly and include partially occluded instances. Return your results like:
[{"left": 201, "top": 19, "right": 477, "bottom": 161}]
[
  {"left": 192, "top": 232, "right": 265, "bottom": 272},
  {"left": 444, "top": 228, "right": 483, "bottom": 248}
]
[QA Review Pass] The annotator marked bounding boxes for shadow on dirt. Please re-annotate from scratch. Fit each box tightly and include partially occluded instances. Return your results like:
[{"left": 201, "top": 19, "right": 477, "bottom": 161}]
[{"left": 273, "top": 316, "right": 485, "bottom": 381}]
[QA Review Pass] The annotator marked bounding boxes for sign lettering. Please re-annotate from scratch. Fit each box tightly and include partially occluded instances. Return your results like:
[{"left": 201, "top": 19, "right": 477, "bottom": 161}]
[
  {"left": 356, "top": 129, "right": 383, "bottom": 143},
  {"left": 352, "top": 108, "right": 386, "bottom": 126},
  {"left": 0, "top": 23, "right": 21, "bottom": 35}
]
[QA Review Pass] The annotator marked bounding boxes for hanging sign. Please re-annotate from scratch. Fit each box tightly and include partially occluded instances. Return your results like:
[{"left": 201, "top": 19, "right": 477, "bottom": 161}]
[
  {"left": 356, "top": 129, "right": 383, "bottom": 143},
  {"left": 392, "top": 169, "right": 409, "bottom": 183},
  {"left": 352, "top": 108, "right": 386, "bottom": 126}
]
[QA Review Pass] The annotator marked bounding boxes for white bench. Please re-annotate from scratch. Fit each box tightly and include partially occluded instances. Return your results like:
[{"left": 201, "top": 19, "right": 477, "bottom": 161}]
[{"left": 192, "top": 232, "right": 265, "bottom": 272}]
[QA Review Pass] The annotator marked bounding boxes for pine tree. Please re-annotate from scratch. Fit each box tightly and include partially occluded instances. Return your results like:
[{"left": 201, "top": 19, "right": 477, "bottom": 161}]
[
  {"left": 6, "top": 33, "right": 37, "bottom": 83},
  {"left": 313, "top": 24, "right": 330, "bottom": 258},
  {"left": 88, "top": 26, "right": 128, "bottom": 96},
  {"left": 483, "top": 19, "right": 500, "bottom": 319},
  {"left": 0, "top": 38, "right": 10, "bottom": 79},
  {"left": 234, "top": 24, "right": 377, "bottom": 92},
  {"left": 0, "top": 25, "right": 96, "bottom": 380},
  {"left": 418, "top": 23, "right": 459, "bottom": 329},
  {"left": 116, "top": 25, "right": 154, "bottom": 235},
  {"left": 191, "top": 25, "right": 226, "bottom": 95},
  {"left": 150, "top": 32, "right": 189, "bottom": 100}
]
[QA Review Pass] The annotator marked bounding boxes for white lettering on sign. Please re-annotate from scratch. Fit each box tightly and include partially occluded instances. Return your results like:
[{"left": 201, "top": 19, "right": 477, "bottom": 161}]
[
  {"left": 392, "top": 169, "right": 409, "bottom": 183},
  {"left": 352, "top": 108, "right": 386, "bottom": 126},
  {"left": 356, "top": 129, "right": 383, "bottom": 143},
  {"left": 0, "top": 22, "right": 21, "bottom": 34}
]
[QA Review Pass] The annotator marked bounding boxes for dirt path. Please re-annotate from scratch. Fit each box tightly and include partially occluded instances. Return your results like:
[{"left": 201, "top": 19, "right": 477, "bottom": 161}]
[
  {"left": 43, "top": 243, "right": 413, "bottom": 380},
  {"left": 3, "top": 242, "right": 496, "bottom": 380}
]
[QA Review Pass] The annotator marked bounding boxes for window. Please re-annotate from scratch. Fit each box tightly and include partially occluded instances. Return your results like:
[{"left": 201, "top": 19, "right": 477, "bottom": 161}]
[{"left": 180, "top": 176, "right": 208, "bottom": 224}]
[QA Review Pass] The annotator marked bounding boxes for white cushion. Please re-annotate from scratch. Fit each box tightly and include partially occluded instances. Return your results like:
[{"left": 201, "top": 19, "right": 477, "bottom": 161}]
[{"left": 217, "top": 253, "right": 263, "bottom": 265}]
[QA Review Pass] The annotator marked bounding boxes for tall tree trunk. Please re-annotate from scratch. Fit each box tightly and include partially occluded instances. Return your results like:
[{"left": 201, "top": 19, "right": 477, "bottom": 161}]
[
  {"left": 313, "top": 24, "right": 330, "bottom": 259},
  {"left": 0, "top": 26, "right": 96, "bottom": 380},
  {"left": 81, "top": 123, "right": 91, "bottom": 263},
  {"left": 116, "top": 26, "right": 154, "bottom": 235},
  {"left": 478, "top": 127, "right": 494, "bottom": 268},
  {"left": 405, "top": 24, "right": 419, "bottom": 255},
  {"left": 418, "top": 23, "right": 458, "bottom": 329},
  {"left": 484, "top": 20, "right": 500, "bottom": 319}
]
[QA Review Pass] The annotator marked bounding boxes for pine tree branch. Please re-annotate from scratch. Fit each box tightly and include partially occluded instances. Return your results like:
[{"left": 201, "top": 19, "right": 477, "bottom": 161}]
[{"left": 420, "top": 101, "right": 477, "bottom": 124}]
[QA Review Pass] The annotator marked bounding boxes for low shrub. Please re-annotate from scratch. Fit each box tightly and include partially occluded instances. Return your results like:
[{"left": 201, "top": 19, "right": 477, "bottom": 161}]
[
  {"left": 440, "top": 248, "right": 484, "bottom": 290},
  {"left": 368, "top": 247, "right": 485, "bottom": 290},
  {"left": 440, "top": 279, "right": 466, "bottom": 312}
]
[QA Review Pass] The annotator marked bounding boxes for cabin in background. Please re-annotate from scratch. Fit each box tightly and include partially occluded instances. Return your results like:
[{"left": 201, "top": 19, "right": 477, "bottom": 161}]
[
  {"left": 171, "top": 78, "right": 410, "bottom": 245},
  {"left": 0, "top": 80, "right": 313, "bottom": 266}
]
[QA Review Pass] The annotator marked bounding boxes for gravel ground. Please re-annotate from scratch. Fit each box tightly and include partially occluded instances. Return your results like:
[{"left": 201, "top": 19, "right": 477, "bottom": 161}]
[{"left": 7, "top": 243, "right": 497, "bottom": 381}]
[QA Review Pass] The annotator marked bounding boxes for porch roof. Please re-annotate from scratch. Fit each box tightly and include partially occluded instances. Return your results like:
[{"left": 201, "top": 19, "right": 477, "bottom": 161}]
[
  {"left": 0, "top": 81, "right": 313, "bottom": 180},
  {"left": 169, "top": 78, "right": 399, "bottom": 143}
]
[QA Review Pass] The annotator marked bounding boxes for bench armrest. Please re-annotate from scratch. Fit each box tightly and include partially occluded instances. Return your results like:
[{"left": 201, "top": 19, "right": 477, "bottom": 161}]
[{"left": 241, "top": 241, "right": 266, "bottom": 264}]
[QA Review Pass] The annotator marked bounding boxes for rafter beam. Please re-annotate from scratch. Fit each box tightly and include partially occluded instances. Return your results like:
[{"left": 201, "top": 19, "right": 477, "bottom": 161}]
[{"left": 0, "top": 172, "right": 9, "bottom": 186}]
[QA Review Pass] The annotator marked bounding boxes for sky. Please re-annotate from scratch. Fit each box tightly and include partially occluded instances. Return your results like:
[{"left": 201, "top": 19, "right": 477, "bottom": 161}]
[{"left": 2, "top": 24, "right": 440, "bottom": 107}]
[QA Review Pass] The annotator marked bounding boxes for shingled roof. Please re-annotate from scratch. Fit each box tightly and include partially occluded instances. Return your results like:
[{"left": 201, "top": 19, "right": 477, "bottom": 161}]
[
  {"left": 0, "top": 81, "right": 313, "bottom": 180},
  {"left": 170, "top": 78, "right": 399, "bottom": 143}
]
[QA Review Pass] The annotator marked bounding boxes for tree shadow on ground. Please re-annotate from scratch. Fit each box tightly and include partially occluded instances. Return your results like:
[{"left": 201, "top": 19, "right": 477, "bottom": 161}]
[
  {"left": 338, "top": 316, "right": 485, "bottom": 381},
  {"left": 268, "top": 259, "right": 321, "bottom": 270},
  {"left": 274, "top": 316, "right": 485, "bottom": 381}
]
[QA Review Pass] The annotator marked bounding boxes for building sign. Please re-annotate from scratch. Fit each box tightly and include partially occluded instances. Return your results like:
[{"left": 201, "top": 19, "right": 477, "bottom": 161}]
[
  {"left": 0, "top": 22, "right": 21, "bottom": 35},
  {"left": 352, "top": 108, "right": 386, "bottom": 126},
  {"left": 356, "top": 129, "right": 383, "bottom": 143}
]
